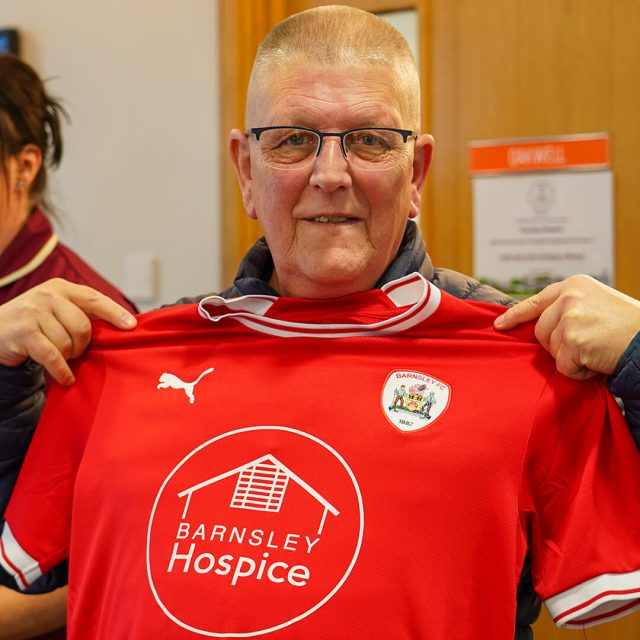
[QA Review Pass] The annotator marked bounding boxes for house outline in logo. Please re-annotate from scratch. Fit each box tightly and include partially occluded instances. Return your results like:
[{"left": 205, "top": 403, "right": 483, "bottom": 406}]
[{"left": 177, "top": 453, "right": 340, "bottom": 536}]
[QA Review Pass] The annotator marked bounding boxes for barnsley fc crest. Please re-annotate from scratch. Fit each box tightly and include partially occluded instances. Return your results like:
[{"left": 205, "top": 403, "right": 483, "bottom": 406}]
[{"left": 381, "top": 370, "right": 450, "bottom": 432}]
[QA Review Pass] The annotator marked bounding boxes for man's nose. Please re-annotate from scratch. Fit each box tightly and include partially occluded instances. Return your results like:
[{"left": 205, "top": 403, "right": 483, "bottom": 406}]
[{"left": 309, "top": 137, "right": 351, "bottom": 190}]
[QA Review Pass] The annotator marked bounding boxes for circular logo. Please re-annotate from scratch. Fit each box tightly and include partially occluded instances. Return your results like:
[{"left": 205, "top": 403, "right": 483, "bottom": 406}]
[
  {"left": 527, "top": 179, "right": 556, "bottom": 215},
  {"left": 147, "top": 426, "right": 363, "bottom": 636}
]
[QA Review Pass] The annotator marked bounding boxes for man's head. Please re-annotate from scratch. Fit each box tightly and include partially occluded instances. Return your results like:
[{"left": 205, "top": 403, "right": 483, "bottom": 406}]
[{"left": 230, "top": 5, "right": 434, "bottom": 299}]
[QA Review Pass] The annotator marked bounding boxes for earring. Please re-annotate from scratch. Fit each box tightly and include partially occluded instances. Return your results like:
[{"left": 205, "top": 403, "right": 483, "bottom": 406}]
[{"left": 15, "top": 179, "right": 25, "bottom": 190}]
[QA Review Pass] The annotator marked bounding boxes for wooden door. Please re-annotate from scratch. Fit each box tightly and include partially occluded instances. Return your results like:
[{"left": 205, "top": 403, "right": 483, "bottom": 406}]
[
  {"left": 429, "top": 0, "right": 639, "bottom": 299},
  {"left": 428, "top": 5, "right": 640, "bottom": 630}
]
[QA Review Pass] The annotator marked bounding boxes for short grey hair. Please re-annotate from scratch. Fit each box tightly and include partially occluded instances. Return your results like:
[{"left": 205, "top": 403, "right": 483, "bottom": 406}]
[{"left": 247, "top": 5, "right": 421, "bottom": 131}]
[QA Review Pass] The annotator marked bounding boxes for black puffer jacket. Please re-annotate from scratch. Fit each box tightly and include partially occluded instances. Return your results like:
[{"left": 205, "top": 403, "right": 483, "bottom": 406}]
[
  {"left": 0, "top": 360, "right": 69, "bottom": 593},
  {"left": 2, "top": 222, "right": 638, "bottom": 638}
]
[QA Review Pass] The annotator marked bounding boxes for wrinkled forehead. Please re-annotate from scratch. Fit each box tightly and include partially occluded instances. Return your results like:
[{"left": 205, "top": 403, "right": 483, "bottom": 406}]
[{"left": 246, "top": 59, "right": 419, "bottom": 130}]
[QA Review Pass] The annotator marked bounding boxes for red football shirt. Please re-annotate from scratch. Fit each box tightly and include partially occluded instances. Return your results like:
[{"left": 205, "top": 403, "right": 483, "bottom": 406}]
[{"left": 2, "top": 274, "right": 640, "bottom": 639}]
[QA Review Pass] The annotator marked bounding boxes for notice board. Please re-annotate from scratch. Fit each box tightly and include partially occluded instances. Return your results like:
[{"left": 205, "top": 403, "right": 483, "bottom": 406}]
[{"left": 469, "top": 133, "right": 614, "bottom": 296}]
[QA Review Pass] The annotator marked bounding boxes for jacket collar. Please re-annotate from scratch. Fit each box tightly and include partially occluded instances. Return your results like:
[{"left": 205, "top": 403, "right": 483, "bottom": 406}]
[{"left": 0, "top": 208, "right": 59, "bottom": 288}]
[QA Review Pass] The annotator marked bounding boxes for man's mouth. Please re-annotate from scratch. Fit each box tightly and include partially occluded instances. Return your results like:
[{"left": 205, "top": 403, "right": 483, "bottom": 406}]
[{"left": 311, "top": 216, "right": 350, "bottom": 224}]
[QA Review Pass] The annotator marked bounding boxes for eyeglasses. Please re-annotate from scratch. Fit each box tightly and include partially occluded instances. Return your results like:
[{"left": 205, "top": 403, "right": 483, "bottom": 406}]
[{"left": 246, "top": 126, "right": 417, "bottom": 171}]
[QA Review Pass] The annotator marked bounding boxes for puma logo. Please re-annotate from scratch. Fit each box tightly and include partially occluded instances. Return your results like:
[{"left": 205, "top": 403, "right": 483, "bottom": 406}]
[{"left": 156, "top": 367, "right": 215, "bottom": 404}]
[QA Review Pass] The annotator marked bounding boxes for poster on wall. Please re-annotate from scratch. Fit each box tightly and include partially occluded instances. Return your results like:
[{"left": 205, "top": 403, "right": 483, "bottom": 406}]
[{"left": 469, "top": 133, "right": 614, "bottom": 297}]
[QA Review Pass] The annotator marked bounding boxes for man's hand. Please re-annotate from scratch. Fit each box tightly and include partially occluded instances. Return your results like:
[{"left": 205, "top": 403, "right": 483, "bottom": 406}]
[
  {"left": 0, "top": 278, "right": 137, "bottom": 385},
  {"left": 494, "top": 274, "right": 640, "bottom": 379}
]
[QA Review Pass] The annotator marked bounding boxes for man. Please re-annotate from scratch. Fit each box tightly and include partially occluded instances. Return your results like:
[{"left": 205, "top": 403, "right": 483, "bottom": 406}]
[
  {"left": 390, "top": 384, "right": 408, "bottom": 410},
  {"left": 0, "top": 5, "right": 639, "bottom": 639}
]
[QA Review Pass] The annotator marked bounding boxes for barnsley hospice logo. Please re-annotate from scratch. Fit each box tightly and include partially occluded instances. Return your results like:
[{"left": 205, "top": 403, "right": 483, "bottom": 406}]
[{"left": 147, "top": 426, "right": 363, "bottom": 637}]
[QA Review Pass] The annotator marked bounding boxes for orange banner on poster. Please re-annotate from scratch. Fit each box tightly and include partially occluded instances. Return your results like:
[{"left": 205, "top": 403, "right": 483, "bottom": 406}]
[{"left": 469, "top": 134, "right": 609, "bottom": 175}]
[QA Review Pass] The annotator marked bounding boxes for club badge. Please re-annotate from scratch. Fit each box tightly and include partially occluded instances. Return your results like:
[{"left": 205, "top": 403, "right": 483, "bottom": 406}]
[{"left": 382, "top": 370, "right": 450, "bottom": 432}]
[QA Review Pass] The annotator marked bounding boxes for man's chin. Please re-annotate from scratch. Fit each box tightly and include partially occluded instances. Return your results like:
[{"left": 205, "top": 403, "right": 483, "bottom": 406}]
[{"left": 292, "top": 261, "right": 377, "bottom": 298}]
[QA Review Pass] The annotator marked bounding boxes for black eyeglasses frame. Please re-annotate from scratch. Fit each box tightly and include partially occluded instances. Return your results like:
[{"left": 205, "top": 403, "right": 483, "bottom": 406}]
[{"left": 246, "top": 125, "right": 416, "bottom": 159}]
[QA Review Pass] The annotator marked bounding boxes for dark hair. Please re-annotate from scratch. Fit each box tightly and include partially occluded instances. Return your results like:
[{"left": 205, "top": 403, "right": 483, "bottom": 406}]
[{"left": 0, "top": 54, "right": 67, "bottom": 212}]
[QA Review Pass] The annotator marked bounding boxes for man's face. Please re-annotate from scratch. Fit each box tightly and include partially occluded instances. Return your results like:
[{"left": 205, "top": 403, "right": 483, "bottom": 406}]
[{"left": 231, "top": 63, "right": 433, "bottom": 298}]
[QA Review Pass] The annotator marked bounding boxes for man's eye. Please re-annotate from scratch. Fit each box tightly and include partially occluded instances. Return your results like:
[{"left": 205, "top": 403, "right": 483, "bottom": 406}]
[
  {"left": 285, "top": 133, "right": 313, "bottom": 147},
  {"left": 349, "top": 134, "right": 378, "bottom": 146},
  {"left": 351, "top": 132, "right": 389, "bottom": 148},
  {"left": 360, "top": 134, "right": 383, "bottom": 146}
]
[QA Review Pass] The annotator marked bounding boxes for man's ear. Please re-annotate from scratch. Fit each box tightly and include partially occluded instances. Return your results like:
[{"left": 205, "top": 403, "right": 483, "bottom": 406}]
[
  {"left": 409, "top": 134, "right": 434, "bottom": 219},
  {"left": 229, "top": 129, "right": 257, "bottom": 219},
  {"left": 16, "top": 144, "right": 42, "bottom": 192}
]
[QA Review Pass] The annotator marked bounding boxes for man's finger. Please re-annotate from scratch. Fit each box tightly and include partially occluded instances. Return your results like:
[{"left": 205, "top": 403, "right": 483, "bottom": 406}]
[
  {"left": 494, "top": 283, "right": 561, "bottom": 330},
  {"left": 554, "top": 343, "right": 599, "bottom": 380}
]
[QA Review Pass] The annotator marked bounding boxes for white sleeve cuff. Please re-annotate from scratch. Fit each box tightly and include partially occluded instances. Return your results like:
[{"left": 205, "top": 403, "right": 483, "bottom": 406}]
[
  {"left": 0, "top": 522, "right": 43, "bottom": 590},
  {"left": 546, "top": 569, "right": 640, "bottom": 628}
]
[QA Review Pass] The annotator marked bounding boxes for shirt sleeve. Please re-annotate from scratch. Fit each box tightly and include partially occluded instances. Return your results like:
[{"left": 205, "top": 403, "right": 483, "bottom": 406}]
[
  {"left": 0, "top": 354, "right": 103, "bottom": 591},
  {"left": 520, "top": 371, "right": 640, "bottom": 628}
]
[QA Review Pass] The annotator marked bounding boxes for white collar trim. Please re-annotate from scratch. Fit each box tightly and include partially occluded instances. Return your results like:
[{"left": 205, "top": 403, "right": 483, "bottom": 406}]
[
  {"left": 197, "top": 273, "right": 441, "bottom": 338},
  {"left": 0, "top": 233, "right": 58, "bottom": 288}
]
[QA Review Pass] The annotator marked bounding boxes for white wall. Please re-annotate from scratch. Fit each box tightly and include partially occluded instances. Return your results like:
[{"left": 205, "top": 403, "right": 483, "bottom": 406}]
[{"left": 1, "top": 0, "right": 221, "bottom": 308}]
